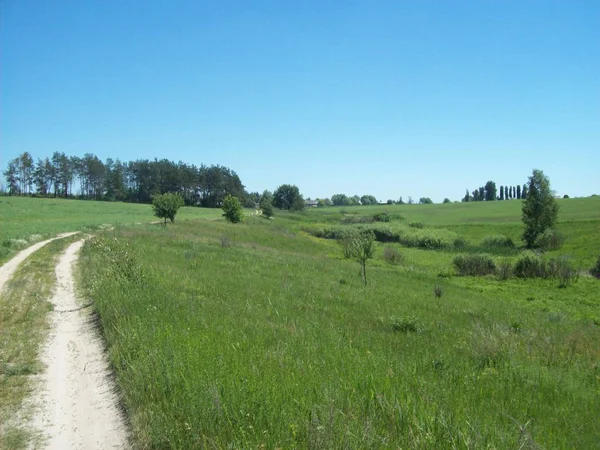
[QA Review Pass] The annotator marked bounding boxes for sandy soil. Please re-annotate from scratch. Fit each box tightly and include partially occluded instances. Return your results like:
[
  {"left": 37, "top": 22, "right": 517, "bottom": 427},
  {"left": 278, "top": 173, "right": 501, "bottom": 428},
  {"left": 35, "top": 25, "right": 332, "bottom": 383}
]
[
  {"left": 0, "top": 232, "right": 79, "bottom": 294},
  {"left": 29, "top": 240, "right": 129, "bottom": 449}
]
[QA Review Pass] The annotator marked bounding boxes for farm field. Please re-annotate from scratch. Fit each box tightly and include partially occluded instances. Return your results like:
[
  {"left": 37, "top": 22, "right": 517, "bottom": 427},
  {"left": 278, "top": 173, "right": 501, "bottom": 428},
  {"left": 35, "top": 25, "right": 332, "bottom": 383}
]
[
  {"left": 0, "top": 196, "right": 234, "bottom": 264},
  {"left": 75, "top": 196, "right": 600, "bottom": 448}
]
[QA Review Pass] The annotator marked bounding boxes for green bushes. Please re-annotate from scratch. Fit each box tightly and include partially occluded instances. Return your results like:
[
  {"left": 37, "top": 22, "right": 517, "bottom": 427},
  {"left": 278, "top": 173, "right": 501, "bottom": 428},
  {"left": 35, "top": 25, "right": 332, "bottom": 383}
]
[
  {"left": 536, "top": 229, "right": 565, "bottom": 251},
  {"left": 306, "top": 223, "right": 464, "bottom": 250},
  {"left": 373, "top": 212, "right": 390, "bottom": 222},
  {"left": 514, "top": 252, "right": 579, "bottom": 286},
  {"left": 383, "top": 245, "right": 403, "bottom": 265},
  {"left": 481, "top": 235, "right": 514, "bottom": 248},
  {"left": 514, "top": 252, "right": 548, "bottom": 278},
  {"left": 453, "top": 254, "right": 496, "bottom": 276}
]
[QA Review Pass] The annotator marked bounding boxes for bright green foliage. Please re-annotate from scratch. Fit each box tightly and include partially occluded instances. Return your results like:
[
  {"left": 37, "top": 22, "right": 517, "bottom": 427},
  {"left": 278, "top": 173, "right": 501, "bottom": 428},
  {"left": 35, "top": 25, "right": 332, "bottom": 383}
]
[
  {"left": 339, "top": 229, "right": 375, "bottom": 285},
  {"left": 151, "top": 192, "right": 184, "bottom": 224},
  {"left": 221, "top": 194, "right": 244, "bottom": 224},
  {"left": 522, "top": 170, "right": 559, "bottom": 248}
]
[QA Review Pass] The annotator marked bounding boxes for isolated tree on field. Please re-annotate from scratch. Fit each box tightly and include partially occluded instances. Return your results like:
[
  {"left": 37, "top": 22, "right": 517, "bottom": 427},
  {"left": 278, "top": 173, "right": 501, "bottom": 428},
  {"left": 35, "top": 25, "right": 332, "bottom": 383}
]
[
  {"left": 152, "top": 192, "right": 184, "bottom": 225},
  {"left": 522, "top": 169, "right": 559, "bottom": 248},
  {"left": 419, "top": 197, "right": 433, "bottom": 204},
  {"left": 443, "top": 198, "right": 451, "bottom": 203},
  {"left": 222, "top": 194, "right": 244, "bottom": 224},
  {"left": 339, "top": 229, "right": 375, "bottom": 285}
]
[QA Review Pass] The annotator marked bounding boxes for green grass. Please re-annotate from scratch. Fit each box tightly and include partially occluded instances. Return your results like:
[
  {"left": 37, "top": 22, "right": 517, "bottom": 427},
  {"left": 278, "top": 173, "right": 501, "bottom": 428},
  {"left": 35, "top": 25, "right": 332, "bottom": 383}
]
[
  {"left": 0, "top": 196, "right": 241, "bottom": 264},
  {"left": 0, "top": 236, "right": 79, "bottom": 449},
  {"left": 79, "top": 203, "right": 600, "bottom": 449}
]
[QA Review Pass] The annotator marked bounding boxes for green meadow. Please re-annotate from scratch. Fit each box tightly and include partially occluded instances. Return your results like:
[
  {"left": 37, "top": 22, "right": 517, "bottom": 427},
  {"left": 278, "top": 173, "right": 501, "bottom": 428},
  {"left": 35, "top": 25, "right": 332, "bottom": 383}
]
[
  {"left": 0, "top": 196, "right": 227, "bottom": 264},
  {"left": 70, "top": 196, "right": 600, "bottom": 448}
]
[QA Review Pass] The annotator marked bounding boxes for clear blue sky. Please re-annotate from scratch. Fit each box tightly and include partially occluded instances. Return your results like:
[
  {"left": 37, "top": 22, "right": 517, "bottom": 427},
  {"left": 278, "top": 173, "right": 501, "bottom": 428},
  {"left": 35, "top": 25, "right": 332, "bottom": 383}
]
[{"left": 1, "top": 0, "right": 599, "bottom": 202}]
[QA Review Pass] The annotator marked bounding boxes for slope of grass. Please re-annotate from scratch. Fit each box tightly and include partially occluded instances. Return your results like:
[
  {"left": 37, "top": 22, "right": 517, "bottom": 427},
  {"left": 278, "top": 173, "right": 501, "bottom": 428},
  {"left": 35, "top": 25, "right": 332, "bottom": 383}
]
[{"left": 79, "top": 216, "right": 600, "bottom": 449}]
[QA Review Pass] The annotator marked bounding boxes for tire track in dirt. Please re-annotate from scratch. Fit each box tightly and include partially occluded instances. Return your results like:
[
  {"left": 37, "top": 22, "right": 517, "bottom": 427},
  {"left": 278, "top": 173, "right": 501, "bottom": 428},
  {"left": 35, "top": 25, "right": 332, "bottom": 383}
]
[
  {"left": 31, "top": 240, "right": 129, "bottom": 449},
  {"left": 0, "top": 232, "right": 79, "bottom": 294}
]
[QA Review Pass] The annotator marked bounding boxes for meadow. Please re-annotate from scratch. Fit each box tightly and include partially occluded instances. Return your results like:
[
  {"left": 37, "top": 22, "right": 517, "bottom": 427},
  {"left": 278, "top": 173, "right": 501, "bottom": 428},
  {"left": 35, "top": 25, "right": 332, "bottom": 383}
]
[
  {"left": 0, "top": 196, "right": 225, "bottom": 264},
  {"left": 73, "top": 196, "right": 599, "bottom": 448}
]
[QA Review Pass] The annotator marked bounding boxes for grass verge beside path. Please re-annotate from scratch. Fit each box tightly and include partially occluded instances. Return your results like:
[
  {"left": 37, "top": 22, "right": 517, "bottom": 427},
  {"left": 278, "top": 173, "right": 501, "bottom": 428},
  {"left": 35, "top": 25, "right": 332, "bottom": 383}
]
[{"left": 0, "top": 236, "right": 79, "bottom": 450}]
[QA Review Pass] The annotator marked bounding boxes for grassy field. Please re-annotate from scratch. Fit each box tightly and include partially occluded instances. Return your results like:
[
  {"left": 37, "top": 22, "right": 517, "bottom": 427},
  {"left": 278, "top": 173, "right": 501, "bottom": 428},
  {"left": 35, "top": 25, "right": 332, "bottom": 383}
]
[
  {"left": 76, "top": 196, "right": 600, "bottom": 449},
  {"left": 0, "top": 196, "right": 233, "bottom": 264}
]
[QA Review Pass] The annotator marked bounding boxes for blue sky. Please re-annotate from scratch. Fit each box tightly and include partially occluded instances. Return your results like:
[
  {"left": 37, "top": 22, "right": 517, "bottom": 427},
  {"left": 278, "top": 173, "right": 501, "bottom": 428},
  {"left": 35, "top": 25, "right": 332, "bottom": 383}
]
[{"left": 1, "top": 1, "right": 599, "bottom": 202}]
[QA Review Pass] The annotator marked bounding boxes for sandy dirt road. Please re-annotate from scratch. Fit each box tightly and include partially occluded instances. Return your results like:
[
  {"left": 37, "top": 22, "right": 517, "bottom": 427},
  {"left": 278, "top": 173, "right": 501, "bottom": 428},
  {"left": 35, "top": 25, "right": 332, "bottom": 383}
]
[
  {"left": 30, "top": 239, "right": 129, "bottom": 449},
  {"left": 0, "top": 233, "right": 79, "bottom": 294},
  {"left": 0, "top": 235, "right": 129, "bottom": 449}
]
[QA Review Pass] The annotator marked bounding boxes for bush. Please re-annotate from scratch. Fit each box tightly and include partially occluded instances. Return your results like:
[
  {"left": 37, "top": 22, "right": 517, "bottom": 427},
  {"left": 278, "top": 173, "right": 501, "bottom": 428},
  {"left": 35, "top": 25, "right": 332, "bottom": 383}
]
[
  {"left": 548, "top": 256, "right": 578, "bottom": 288},
  {"left": 514, "top": 252, "right": 548, "bottom": 278},
  {"left": 536, "top": 229, "right": 565, "bottom": 251},
  {"left": 391, "top": 316, "right": 420, "bottom": 333},
  {"left": 496, "top": 259, "right": 513, "bottom": 280},
  {"left": 373, "top": 212, "right": 391, "bottom": 222},
  {"left": 453, "top": 254, "right": 496, "bottom": 276},
  {"left": 408, "top": 221, "right": 424, "bottom": 229},
  {"left": 383, "top": 245, "right": 403, "bottom": 265},
  {"left": 591, "top": 256, "right": 600, "bottom": 278},
  {"left": 481, "top": 235, "right": 514, "bottom": 248}
]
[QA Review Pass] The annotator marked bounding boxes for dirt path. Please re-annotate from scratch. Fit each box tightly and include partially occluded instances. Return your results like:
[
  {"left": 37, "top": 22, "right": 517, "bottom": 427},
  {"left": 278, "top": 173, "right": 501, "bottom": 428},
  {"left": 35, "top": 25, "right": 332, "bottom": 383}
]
[
  {"left": 0, "top": 232, "right": 79, "bottom": 294},
  {"left": 30, "top": 240, "right": 129, "bottom": 449}
]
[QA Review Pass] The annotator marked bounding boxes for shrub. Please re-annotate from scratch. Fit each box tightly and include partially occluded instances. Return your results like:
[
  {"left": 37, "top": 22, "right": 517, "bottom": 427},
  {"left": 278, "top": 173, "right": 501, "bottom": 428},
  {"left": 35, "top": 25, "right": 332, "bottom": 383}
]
[
  {"left": 408, "top": 221, "right": 424, "bottom": 229},
  {"left": 453, "top": 254, "right": 496, "bottom": 276},
  {"left": 536, "top": 229, "right": 565, "bottom": 251},
  {"left": 383, "top": 245, "right": 403, "bottom": 265},
  {"left": 220, "top": 235, "right": 231, "bottom": 248},
  {"left": 481, "top": 235, "right": 514, "bottom": 248},
  {"left": 514, "top": 252, "right": 548, "bottom": 278},
  {"left": 496, "top": 259, "right": 513, "bottom": 281},
  {"left": 434, "top": 284, "right": 443, "bottom": 298},
  {"left": 591, "top": 256, "right": 600, "bottom": 278},
  {"left": 391, "top": 316, "right": 420, "bottom": 333},
  {"left": 548, "top": 256, "right": 579, "bottom": 288},
  {"left": 373, "top": 212, "right": 391, "bottom": 222}
]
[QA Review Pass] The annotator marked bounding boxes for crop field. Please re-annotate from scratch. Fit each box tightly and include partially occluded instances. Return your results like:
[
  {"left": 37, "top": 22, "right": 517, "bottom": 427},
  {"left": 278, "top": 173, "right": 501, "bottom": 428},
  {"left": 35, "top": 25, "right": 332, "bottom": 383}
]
[{"left": 72, "top": 196, "right": 600, "bottom": 448}]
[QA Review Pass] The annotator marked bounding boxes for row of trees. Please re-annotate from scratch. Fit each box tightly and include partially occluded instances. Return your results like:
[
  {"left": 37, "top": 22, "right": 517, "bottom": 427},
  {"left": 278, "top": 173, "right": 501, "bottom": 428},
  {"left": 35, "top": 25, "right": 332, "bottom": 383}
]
[
  {"left": 3, "top": 151, "right": 249, "bottom": 207},
  {"left": 463, "top": 181, "right": 529, "bottom": 202}
]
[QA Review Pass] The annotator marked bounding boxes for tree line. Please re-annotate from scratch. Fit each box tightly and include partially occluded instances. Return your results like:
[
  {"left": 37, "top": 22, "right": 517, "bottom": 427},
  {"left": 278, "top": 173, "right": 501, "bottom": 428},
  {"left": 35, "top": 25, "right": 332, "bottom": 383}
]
[
  {"left": 3, "top": 151, "right": 251, "bottom": 207},
  {"left": 462, "top": 181, "right": 529, "bottom": 202}
]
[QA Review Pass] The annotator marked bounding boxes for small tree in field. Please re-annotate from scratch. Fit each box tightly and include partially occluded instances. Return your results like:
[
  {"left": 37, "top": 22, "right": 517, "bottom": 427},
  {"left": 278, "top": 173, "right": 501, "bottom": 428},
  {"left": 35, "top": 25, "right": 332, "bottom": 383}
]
[
  {"left": 522, "top": 169, "right": 559, "bottom": 248},
  {"left": 152, "top": 192, "right": 184, "bottom": 225},
  {"left": 222, "top": 194, "right": 243, "bottom": 224},
  {"left": 339, "top": 229, "right": 375, "bottom": 285}
]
